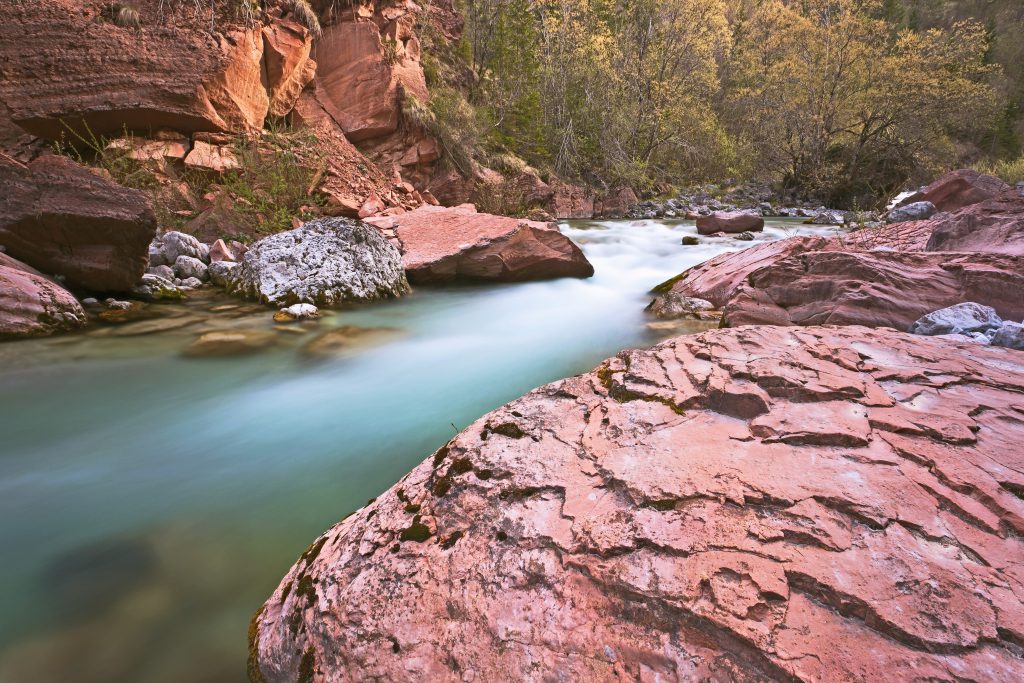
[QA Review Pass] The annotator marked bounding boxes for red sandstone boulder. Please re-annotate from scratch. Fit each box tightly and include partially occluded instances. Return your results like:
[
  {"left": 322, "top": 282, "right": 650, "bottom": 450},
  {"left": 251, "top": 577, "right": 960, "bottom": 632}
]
[
  {"left": 652, "top": 236, "right": 830, "bottom": 308},
  {"left": 0, "top": 1, "right": 277, "bottom": 139},
  {"left": 0, "top": 154, "right": 156, "bottom": 291},
  {"left": 721, "top": 250, "right": 1024, "bottom": 329},
  {"left": 365, "top": 206, "right": 594, "bottom": 284},
  {"left": 549, "top": 182, "right": 595, "bottom": 219},
  {"left": 595, "top": 186, "right": 638, "bottom": 218},
  {"left": 251, "top": 325, "right": 1024, "bottom": 682},
  {"left": 925, "top": 190, "right": 1024, "bottom": 257},
  {"left": 696, "top": 211, "right": 765, "bottom": 235},
  {"left": 899, "top": 169, "right": 1011, "bottom": 213},
  {"left": 0, "top": 253, "right": 85, "bottom": 338}
]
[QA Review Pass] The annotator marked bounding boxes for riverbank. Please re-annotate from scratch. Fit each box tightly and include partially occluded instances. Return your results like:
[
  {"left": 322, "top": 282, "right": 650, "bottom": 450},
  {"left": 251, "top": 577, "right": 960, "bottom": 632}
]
[{"left": 0, "top": 217, "right": 836, "bottom": 682}]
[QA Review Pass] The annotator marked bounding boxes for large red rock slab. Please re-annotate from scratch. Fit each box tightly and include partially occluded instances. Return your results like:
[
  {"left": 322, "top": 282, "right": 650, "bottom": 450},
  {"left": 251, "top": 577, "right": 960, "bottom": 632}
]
[
  {"left": 0, "top": 253, "right": 85, "bottom": 338},
  {"left": 263, "top": 18, "right": 317, "bottom": 118},
  {"left": 721, "top": 250, "right": 1024, "bottom": 329},
  {"left": 250, "top": 325, "right": 1024, "bottom": 682},
  {"left": 366, "top": 206, "right": 594, "bottom": 283},
  {"left": 925, "top": 190, "right": 1024, "bottom": 257},
  {"left": 696, "top": 211, "right": 765, "bottom": 235},
  {"left": 0, "top": 1, "right": 271, "bottom": 139},
  {"left": 0, "top": 154, "right": 156, "bottom": 291},
  {"left": 900, "top": 169, "right": 1011, "bottom": 213},
  {"left": 652, "top": 236, "right": 831, "bottom": 308}
]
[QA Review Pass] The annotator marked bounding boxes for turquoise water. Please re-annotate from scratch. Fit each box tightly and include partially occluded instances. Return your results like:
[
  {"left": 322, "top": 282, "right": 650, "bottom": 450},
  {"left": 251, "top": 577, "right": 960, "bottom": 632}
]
[{"left": 0, "top": 218, "right": 833, "bottom": 682}]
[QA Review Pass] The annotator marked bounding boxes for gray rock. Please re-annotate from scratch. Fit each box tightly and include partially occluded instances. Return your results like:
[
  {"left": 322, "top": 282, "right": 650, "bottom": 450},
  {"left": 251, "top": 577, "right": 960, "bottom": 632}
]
[
  {"left": 734, "top": 231, "right": 756, "bottom": 241},
  {"left": 812, "top": 209, "right": 846, "bottom": 225},
  {"left": 645, "top": 292, "right": 717, "bottom": 320},
  {"left": 225, "top": 218, "right": 410, "bottom": 307},
  {"left": 208, "top": 261, "right": 239, "bottom": 287},
  {"left": 887, "top": 201, "right": 936, "bottom": 224},
  {"left": 991, "top": 322, "right": 1024, "bottom": 350},
  {"left": 910, "top": 302, "right": 1003, "bottom": 336},
  {"left": 174, "top": 255, "right": 209, "bottom": 282},
  {"left": 149, "top": 231, "right": 210, "bottom": 268},
  {"left": 103, "top": 299, "right": 132, "bottom": 310},
  {"left": 131, "top": 273, "right": 186, "bottom": 302},
  {"left": 179, "top": 277, "right": 204, "bottom": 290},
  {"left": 147, "top": 264, "right": 175, "bottom": 281},
  {"left": 81, "top": 297, "right": 99, "bottom": 307}
]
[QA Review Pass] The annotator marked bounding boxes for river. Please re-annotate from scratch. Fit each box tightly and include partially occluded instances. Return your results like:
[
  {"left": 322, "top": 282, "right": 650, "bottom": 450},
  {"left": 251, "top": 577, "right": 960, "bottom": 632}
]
[{"left": 0, "top": 217, "right": 834, "bottom": 682}]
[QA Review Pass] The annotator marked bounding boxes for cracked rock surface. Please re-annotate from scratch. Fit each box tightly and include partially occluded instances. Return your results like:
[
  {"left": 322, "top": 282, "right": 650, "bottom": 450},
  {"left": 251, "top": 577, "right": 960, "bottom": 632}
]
[{"left": 250, "top": 325, "right": 1024, "bottom": 682}]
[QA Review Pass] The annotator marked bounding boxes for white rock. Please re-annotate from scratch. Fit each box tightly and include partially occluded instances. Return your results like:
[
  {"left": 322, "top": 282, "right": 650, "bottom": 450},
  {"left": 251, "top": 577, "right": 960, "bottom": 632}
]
[
  {"left": 275, "top": 304, "right": 320, "bottom": 322},
  {"left": 147, "top": 264, "right": 175, "bottom": 281},
  {"left": 179, "top": 277, "right": 204, "bottom": 290},
  {"left": 162, "top": 231, "right": 210, "bottom": 264},
  {"left": 174, "top": 255, "right": 209, "bottom": 282},
  {"left": 225, "top": 218, "right": 410, "bottom": 306},
  {"left": 131, "top": 274, "right": 186, "bottom": 301},
  {"left": 910, "top": 302, "right": 1003, "bottom": 337}
]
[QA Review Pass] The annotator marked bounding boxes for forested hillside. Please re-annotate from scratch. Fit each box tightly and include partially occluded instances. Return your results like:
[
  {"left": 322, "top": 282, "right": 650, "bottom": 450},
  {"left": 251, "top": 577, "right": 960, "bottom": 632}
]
[{"left": 429, "top": 0, "right": 1023, "bottom": 207}]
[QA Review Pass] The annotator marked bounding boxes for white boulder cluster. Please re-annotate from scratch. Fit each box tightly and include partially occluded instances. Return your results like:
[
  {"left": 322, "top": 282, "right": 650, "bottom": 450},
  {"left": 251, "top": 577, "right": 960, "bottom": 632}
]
[
  {"left": 141, "top": 232, "right": 246, "bottom": 300},
  {"left": 910, "top": 302, "right": 1024, "bottom": 350}
]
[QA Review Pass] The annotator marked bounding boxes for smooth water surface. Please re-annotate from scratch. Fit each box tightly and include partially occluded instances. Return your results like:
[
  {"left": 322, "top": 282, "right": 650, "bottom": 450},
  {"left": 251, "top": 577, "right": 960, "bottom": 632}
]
[{"left": 0, "top": 218, "right": 834, "bottom": 682}]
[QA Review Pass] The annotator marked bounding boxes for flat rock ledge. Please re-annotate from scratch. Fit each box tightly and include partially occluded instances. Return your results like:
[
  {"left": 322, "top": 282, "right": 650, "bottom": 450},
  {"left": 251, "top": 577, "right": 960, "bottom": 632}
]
[{"left": 251, "top": 325, "right": 1024, "bottom": 683}]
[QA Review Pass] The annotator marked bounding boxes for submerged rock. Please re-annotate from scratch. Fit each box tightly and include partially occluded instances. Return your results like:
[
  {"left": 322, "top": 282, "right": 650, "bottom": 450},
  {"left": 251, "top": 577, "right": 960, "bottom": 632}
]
[
  {"left": 251, "top": 325, "right": 1024, "bottom": 682},
  {"left": 301, "top": 326, "right": 403, "bottom": 358},
  {"left": 183, "top": 330, "right": 277, "bottom": 358},
  {"left": 275, "top": 304, "right": 320, "bottom": 323},
  {"left": 226, "top": 218, "right": 410, "bottom": 306}
]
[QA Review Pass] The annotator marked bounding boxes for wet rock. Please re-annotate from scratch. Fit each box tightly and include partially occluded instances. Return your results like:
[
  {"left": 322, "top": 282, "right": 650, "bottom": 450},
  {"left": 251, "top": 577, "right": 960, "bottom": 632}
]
[
  {"left": 226, "top": 218, "right": 409, "bottom": 306},
  {"left": 651, "top": 236, "right": 831, "bottom": 309},
  {"left": 734, "top": 231, "right": 756, "bottom": 241},
  {"left": 131, "top": 274, "right": 186, "bottom": 302},
  {"left": 887, "top": 201, "right": 936, "bottom": 224},
  {"left": 899, "top": 169, "right": 1011, "bottom": 213},
  {"left": 173, "top": 256, "right": 209, "bottom": 282},
  {"left": 366, "top": 206, "right": 594, "bottom": 284},
  {"left": 275, "top": 304, "right": 320, "bottom": 323},
  {"left": 721, "top": 251, "right": 1024, "bottom": 329},
  {"left": 183, "top": 330, "right": 277, "bottom": 358},
  {"left": 910, "top": 302, "right": 1003, "bottom": 336},
  {"left": 992, "top": 322, "right": 1024, "bottom": 350},
  {"left": 645, "top": 292, "right": 716, "bottom": 321},
  {"left": 695, "top": 211, "right": 764, "bottom": 235},
  {"left": 0, "top": 153, "right": 156, "bottom": 291},
  {"left": 681, "top": 236, "right": 700, "bottom": 246},
  {"left": 925, "top": 190, "right": 1024, "bottom": 257},
  {"left": 0, "top": 253, "right": 86, "bottom": 338},
  {"left": 251, "top": 325, "right": 1024, "bottom": 683},
  {"left": 302, "top": 326, "right": 403, "bottom": 358},
  {"left": 178, "top": 277, "right": 204, "bottom": 290}
]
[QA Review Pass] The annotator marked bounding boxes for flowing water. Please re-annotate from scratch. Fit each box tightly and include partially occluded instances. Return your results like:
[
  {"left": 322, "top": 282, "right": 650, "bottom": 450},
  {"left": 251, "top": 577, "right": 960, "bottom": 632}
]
[{"left": 0, "top": 218, "right": 834, "bottom": 682}]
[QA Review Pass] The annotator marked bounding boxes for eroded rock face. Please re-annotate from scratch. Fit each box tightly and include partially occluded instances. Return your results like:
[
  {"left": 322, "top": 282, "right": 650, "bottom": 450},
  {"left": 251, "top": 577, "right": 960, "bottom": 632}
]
[
  {"left": 0, "top": 1, "right": 271, "bottom": 139},
  {"left": 366, "top": 206, "right": 594, "bottom": 284},
  {"left": 900, "top": 169, "right": 1011, "bottom": 213},
  {"left": 251, "top": 325, "right": 1024, "bottom": 682},
  {"left": 226, "top": 217, "right": 410, "bottom": 306},
  {"left": 696, "top": 211, "right": 765, "bottom": 235},
  {"left": 721, "top": 251, "right": 1024, "bottom": 330},
  {"left": 0, "top": 254, "right": 86, "bottom": 338},
  {"left": 925, "top": 190, "right": 1024, "bottom": 257},
  {"left": 0, "top": 154, "right": 156, "bottom": 292}
]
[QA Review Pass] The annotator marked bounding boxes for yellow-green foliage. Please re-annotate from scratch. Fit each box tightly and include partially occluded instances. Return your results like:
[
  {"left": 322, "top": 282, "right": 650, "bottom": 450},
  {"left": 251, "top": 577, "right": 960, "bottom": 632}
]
[
  {"left": 975, "top": 156, "right": 1024, "bottom": 184},
  {"left": 284, "top": 0, "right": 322, "bottom": 38},
  {"left": 402, "top": 87, "right": 480, "bottom": 176}
]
